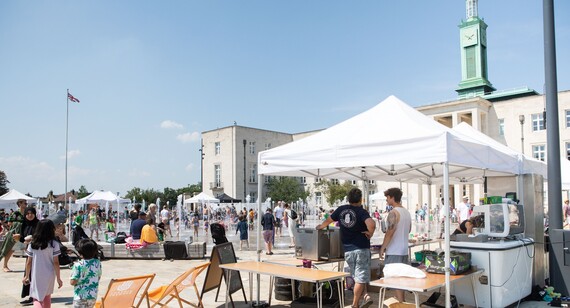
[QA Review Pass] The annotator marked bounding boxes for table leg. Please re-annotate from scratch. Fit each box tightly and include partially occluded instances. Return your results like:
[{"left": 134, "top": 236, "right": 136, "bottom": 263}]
[
  {"left": 316, "top": 282, "right": 322, "bottom": 308},
  {"left": 249, "top": 272, "right": 253, "bottom": 304},
  {"left": 225, "top": 270, "right": 231, "bottom": 308},
  {"left": 379, "top": 287, "right": 386, "bottom": 308},
  {"left": 269, "top": 275, "right": 274, "bottom": 306},
  {"left": 291, "top": 278, "right": 296, "bottom": 301},
  {"left": 413, "top": 291, "right": 420, "bottom": 308},
  {"left": 337, "top": 279, "right": 343, "bottom": 307}
]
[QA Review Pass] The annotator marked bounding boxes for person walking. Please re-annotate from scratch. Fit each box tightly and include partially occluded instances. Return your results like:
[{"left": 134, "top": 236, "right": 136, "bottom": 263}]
[
  {"left": 379, "top": 187, "right": 412, "bottom": 303},
  {"left": 23, "top": 219, "right": 63, "bottom": 307},
  {"left": 19, "top": 207, "right": 40, "bottom": 306},
  {"left": 70, "top": 239, "right": 102, "bottom": 308},
  {"left": 283, "top": 203, "right": 297, "bottom": 248},
  {"left": 2, "top": 199, "right": 27, "bottom": 272},
  {"left": 261, "top": 208, "right": 276, "bottom": 255},
  {"left": 316, "top": 188, "right": 375, "bottom": 308},
  {"left": 235, "top": 214, "right": 249, "bottom": 251},
  {"left": 87, "top": 208, "right": 100, "bottom": 241}
]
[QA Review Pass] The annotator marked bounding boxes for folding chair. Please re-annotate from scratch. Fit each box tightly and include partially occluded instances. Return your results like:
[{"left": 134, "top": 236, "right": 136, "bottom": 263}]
[
  {"left": 148, "top": 261, "right": 210, "bottom": 308},
  {"left": 95, "top": 273, "right": 155, "bottom": 308}
]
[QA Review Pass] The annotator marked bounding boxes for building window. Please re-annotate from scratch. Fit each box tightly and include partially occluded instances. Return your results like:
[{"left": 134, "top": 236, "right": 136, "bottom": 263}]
[
  {"left": 566, "top": 142, "right": 570, "bottom": 160},
  {"left": 301, "top": 177, "right": 306, "bottom": 184},
  {"left": 315, "top": 192, "right": 322, "bottom": 205},
  {"left": 214, "top": 165, "right": 221, "bottom": 187},
  {"left": 351, "top": 180, "right": 357, "bottom": 185},
  {"left": 265, "top": 143, "right": 271, "bottom": 150},
  {"left": 498, "top": 119, "right": 505, "bottom": 136},
  {"left": 566, "top": 110, "right": 570, "bottom": 128},
  {"left": 215, "top": 142, "right": 221, "bottom": 155},
  {"left": 249, "top": 164, "right": 257, "bottom": 183},
  {"left": 315, "top": 177, "right": 322, "bottom": 183},
  {"left": 531, "top": 113, "right": 545, "bottom": 131},
  {"left": 264, "top": 175, "right": 271, "bottom": 184},
  {"left": 368, "top": 180, "right": 376, "bottom": 185},
  {"left": 331, "top": 179, "right": 339, "bottom": 185},
  {"left": 249, "top": 141, "right": 256, "bottom": 155},
  {"left": 532, "top": 145, "right": 546, "bottom": 161},
  {"left": 249, "top": 192, "right": 256, "bottom": 203}
]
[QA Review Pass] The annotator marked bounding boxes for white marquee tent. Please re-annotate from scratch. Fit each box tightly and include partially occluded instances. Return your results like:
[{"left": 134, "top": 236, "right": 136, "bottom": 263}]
[
  {"left": 256, "top": 95, "right": 529, "bottom": 307},
  {"left": 183, "top": 192, "right": 220, "bottom": 204},
  {"left": 0, "top": 189, "right": 36, "bottom": 210},
  {"left": 76, "top": 191, "right": 131, "bottom": 210}
]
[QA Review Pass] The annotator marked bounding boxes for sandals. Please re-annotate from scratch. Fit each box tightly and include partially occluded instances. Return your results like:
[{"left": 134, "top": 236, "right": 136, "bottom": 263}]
[{"left": 2, "top": 267, "right": 12, "bottom": 273}]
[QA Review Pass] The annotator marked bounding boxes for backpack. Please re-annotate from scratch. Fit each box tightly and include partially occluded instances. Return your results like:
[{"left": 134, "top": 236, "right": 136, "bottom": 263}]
[
  {"left": 114, "top": 232, "right": 127, "bottom": 244},
  {"left": 290, "top": 209, "right": 298, "bottom": 220}
]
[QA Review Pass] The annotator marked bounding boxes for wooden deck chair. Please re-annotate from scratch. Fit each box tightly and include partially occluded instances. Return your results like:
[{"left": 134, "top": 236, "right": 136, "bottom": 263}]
[
  {"left": 148, "top": 261, "right": 210, "bottom": 308},
  {"left": 95, "top": 273, "right": 155, "bottom": 308}
]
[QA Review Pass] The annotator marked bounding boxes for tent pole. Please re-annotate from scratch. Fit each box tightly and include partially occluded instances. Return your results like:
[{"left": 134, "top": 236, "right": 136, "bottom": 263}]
[
  {"left": 443, "top": 163, "right": 451, "bottom": 308},
  {"left": 256, "top": 174, "right": 263, "bottom": 305}
]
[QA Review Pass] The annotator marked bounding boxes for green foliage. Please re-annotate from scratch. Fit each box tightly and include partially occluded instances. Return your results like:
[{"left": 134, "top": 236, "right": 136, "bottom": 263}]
[
  {"left": 315, "top": 180, "right": 356, "bottom": 205},
  {"left": 77, "top": 185, "right": 90, "bottom": 199},
  {"left": 0, "top": 170, "right": 9, "bottom": 196},
  {"left": 266, "top": 176, "right": 309, "bottom": 203}
]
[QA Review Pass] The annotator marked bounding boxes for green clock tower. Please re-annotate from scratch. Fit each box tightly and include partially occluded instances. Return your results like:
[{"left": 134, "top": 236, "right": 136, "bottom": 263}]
[{"left": 456, "top": 0, "right": 496, "bottom": 98}]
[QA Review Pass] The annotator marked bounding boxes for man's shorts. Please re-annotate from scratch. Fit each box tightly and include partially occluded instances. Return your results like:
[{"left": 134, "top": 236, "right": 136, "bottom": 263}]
[
  {"left": 262, "top": 230, "right": 274, "bottom": 243},
  {"left": 11, "top": 241, "right": 25, "bottom": 252},
  {"left": 73, "top": 299, "right": 96, "bottom": 308},
  {"left": 275, "top": 218, "right": 281, "bottom": 227},
  {"left": 384, "top": 255, "right": 409, "bottom": 265},
  {"left": 89, "top": 224, "right": 98, "bottom": 231},
  {"left": 344, "top": 248, "right": 371, "bottom": 284}
]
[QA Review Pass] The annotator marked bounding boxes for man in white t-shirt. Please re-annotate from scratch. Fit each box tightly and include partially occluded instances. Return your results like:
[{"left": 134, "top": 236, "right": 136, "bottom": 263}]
[
  {"left": 457, "top": 196, "right": 471, "bottom": 222},
  {"left": 274, "top": 202, "right": 284, "bottom": 237},
  {"left": 160, "top": 206, "right": 172, "bottom": 237}
]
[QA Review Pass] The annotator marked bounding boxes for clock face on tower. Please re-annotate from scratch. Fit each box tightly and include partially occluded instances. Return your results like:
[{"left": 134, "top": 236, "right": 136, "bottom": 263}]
[{"left": 462, "top": 27, "right": 478, "bottom": 47}]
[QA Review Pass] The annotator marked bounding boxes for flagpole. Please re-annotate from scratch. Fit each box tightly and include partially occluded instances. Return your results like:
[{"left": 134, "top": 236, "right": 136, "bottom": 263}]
[{"left": 65, "top": 89, "right": 70, "bottom": 240}]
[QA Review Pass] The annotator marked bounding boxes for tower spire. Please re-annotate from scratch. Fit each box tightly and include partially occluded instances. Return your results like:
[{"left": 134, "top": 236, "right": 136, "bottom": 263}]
[{"left": 466, "top": 0, "right": 478, "bottom": 19}]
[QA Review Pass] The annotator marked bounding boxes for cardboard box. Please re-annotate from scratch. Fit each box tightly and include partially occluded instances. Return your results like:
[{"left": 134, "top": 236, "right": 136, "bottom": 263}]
[
  {"left": 383, "top": 297, "right": 416, "bottom": 308},
  {"left": 187, "top": 241, "right": 206, "bottom": 259}
]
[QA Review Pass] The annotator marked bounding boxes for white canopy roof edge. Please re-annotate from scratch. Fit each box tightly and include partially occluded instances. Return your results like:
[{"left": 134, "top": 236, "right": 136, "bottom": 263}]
[
  {"left": 76, "top": 191, "right": 130, "bottom": 205},
  {"left": 184, "top": 192, "right": 220, "bottom": 204},
  {"left": 453, "top": 122, "right": 547, "bottom": 178},
  {"left": 256, "top": 95, "right": 526, "bottom": 308}
]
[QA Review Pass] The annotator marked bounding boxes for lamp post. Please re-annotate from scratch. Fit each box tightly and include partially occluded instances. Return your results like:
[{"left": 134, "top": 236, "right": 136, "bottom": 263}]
[
  {"left": 519, "top": 115, "right": 525, "bottom": 154},
  {"left": 199, "top": 139, "right": 204, "bottom": 191}
]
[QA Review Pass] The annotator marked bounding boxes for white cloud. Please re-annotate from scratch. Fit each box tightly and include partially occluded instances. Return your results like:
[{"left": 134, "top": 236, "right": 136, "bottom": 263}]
[
  {"left": 185, "top": 163, "right": 194, "bottom": 172},
  {"left": 59, "top": 150, "right": 81, "bottom": 160},
  {"left": 160, "top": 120, "right": 184, "bottom": 129},
  {"left": 176, "top": 132, "right": 200, "bottom": 143}
]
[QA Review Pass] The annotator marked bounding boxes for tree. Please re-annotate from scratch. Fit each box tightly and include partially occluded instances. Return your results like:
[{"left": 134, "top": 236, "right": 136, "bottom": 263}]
[
  {"left": 77, "top": 185, "right": 90, "bottom": 199},
  {"left": 315, "top": 180, "right": 356, "bottom": 206},
  {"left": 266, "top": 177, "right": 309, "bottom": 203},
  {"left": 0, "top": 170, "right": 9, "bottom": 196}
]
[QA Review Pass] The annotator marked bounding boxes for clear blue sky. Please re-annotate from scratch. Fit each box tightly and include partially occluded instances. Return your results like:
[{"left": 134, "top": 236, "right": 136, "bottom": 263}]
[{"left": 1, "top": 1, "right": 569, "bottom": 198}]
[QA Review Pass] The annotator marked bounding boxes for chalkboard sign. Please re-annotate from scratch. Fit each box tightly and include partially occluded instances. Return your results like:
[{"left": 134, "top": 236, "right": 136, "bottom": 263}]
[{"left": 200, "top": 242, "right": 246, "bottom": 307}]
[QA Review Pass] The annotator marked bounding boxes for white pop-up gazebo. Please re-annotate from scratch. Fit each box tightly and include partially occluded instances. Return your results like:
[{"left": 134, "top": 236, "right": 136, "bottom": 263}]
[
  {"left": 0, "top": 189, "right": 36, "bottom": 210},
  {"left": 256, "top": 95, "right": 527, "bottom": 307}
]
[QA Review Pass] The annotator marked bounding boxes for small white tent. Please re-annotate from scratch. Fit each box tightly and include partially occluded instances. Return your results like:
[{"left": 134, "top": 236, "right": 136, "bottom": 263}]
[
  {"left": 0, "top": 189, "right": 36, "bottom": 210},
  {"left": 76, "top": 191, "right": 130, "bottom": 210},
  {"left": 183, "top": 192, "right": 220, "bottom": 204}
]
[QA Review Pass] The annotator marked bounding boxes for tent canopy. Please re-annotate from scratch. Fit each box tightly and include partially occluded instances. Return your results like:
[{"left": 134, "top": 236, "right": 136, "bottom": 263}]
[
  {"left": 452, "top": 122, "right": 547, "bottom": 178},
  {"left": 216, "top": 193, "right": 241, "bottom": 203},
  {"left": 258, "top": 95, "right": 521, "bottom": 182},
  {"left": 184, "top": 192, "right": 219, "bottom": 204},
  {"left": 76, "top": 191, "right": 130, "bottom": 205},
  {"left": 0, "top": 189, "right": 36, "bottom": 209}
]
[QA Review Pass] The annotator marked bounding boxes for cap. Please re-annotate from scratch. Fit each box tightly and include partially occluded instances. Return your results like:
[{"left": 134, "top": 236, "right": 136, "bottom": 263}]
[{"left": 462, "top": 196, "right": 469, "bottom": 200}]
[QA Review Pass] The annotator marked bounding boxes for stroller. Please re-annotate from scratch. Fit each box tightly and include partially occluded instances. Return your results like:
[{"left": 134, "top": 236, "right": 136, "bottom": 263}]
[
  {"left": 55, "top": 238, "right": 80, "bottom": 269},
  {"left": 71, "top": 225, "right": 90, "bottom": 247},
  {"left": 210, "top": 222, "right": 228, "bottom": 245}
]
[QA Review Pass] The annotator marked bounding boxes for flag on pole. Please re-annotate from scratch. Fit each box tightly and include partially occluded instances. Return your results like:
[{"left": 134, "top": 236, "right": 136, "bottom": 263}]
[{"left": 67, "top": 92, "right": 80, "bottom": 103}]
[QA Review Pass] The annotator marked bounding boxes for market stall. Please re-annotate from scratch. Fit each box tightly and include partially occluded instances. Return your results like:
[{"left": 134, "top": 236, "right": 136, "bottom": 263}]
[{"left": 256, "top": 95, "right": 531, "bottom": 307}]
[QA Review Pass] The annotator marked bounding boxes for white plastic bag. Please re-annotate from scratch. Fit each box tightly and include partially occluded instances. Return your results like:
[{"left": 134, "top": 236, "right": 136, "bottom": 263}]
[{"left": 383, "top": 263, "right": 426, "bottom": 279}]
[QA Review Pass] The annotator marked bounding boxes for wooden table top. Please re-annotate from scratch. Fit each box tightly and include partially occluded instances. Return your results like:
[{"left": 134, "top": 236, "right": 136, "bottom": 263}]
[
  {"left": 263, "top": 258, "right": 344, "bottom": 267},
  {"left": 220, "top": 261, "right": 349, "bottom": 283},
  {"left": 369, "top": 268, "right": 483, "bottom": 293}
]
